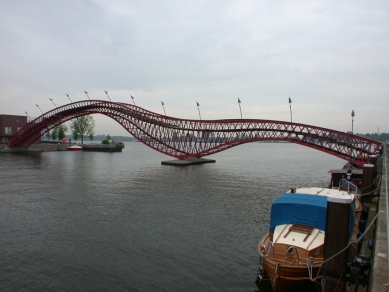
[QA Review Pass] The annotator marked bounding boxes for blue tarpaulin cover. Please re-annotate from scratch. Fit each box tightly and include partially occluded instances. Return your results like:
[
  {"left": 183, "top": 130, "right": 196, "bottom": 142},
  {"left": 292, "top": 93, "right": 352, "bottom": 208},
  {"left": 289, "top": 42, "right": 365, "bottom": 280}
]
[{"left": 269, "top": 193, "right": 328, "bottom": 232}]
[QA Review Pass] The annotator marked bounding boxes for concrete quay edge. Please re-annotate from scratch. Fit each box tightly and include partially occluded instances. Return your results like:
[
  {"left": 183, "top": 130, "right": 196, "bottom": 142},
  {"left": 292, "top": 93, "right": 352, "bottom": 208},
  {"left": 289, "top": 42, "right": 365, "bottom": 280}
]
[{"left": 370, "top": 145, "right": 388, "bottom": 292}]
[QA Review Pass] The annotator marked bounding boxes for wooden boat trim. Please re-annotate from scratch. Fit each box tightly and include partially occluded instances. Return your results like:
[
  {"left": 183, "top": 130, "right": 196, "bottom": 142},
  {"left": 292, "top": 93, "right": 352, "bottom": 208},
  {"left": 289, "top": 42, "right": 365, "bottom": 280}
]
[
  {"left": 274, "top": 224, "right": 288, "bottom": 242},
  {"left": 306, "top": 229, "right": 321, "bottom": 250},
  {"left": 261, "top": 251, "right": 322, "bottom": 292},
  {"left": 274, "top": 224, "right": 325, "bottom": 251}
]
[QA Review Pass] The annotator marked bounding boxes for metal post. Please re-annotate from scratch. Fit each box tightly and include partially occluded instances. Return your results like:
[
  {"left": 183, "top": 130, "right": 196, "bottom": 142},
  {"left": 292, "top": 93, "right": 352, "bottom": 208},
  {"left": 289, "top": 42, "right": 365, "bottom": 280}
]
[
  {"left": 49, "top": 98, "right": 57, "bottom": 107},
  {"left": 104, "top": 90, "right": 112, "bottom": 102},
  {"left": 351, "top": 110, "right": 355, "bottom": 134},
  {"left": 131, "top": 95, "right": 136, "bottom": 105},
  {"left": 289, "top": 97, "right": 292, "bottom": 123},
  {"left": 84, "top": 90, "right": 90, "bottom": 100},
  {"left": 161, "top": 101, "right": 166, "bottom": 115},
  {"left": 24, "top": 111, "right": 31, "bottom": 122},
  {"left": 36, "top": 104, "right": 43, "bottom": 115},
  {"left": 238, "top": 98, "right": 242, "bottom": 119},
  {"left": 196, "top": 101, "right": 201, "bottom": 120}
]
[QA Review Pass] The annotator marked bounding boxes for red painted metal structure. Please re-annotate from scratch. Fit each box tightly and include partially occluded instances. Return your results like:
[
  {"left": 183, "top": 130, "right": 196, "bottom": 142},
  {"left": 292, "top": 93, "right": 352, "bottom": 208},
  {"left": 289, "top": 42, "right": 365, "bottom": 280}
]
[{"left": 9, "top": 100, "right": 382, "bottom": 167}]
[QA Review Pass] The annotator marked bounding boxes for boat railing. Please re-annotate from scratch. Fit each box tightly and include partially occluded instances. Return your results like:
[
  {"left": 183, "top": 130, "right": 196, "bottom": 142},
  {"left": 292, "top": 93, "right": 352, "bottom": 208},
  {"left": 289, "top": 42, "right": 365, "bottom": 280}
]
[
  {"left": 265, "top": 241, "right": 275, "bottom": 261},
  {"left": 285, "top": 246, "right": 300, "bottom": 266},
  {"left": 339, "top": 178, "right": 359, "bottom": 194},
  {"left": 259, "top": 243, "right": 266, "bottom": 257}
]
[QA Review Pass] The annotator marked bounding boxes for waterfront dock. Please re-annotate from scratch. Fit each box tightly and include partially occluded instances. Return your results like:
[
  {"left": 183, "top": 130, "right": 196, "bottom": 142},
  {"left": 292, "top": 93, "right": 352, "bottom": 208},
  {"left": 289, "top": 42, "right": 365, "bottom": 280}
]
[
  {"left": 0, "top": 143, "right": 68, "bottom": 152},
  {"left": 351, "top": 145, "right": 388, "bottom": 292},
  {"left": 369, "top": 144, "right": 388, "bottom": 291},
  {"left": 82, "top": 144, "right": 122, "bottom": 152},
  {"left": 0, "top": 143, "right": 123, "bottom": 153}
]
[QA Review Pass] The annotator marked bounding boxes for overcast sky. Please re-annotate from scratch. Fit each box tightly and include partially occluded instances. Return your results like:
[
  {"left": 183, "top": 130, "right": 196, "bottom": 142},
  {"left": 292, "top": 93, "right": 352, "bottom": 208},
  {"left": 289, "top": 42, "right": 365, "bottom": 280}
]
[{"left": 1, "top": 0, "right": 388, "bottom": 136}]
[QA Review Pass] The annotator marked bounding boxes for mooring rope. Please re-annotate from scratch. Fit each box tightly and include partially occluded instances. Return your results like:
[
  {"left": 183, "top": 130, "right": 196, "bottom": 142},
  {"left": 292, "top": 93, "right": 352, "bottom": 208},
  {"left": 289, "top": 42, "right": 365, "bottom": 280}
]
[
  {"left": 359, "top": 187, "right": 380, "bottom": 197},
  {"left": 310, "top": 210, "right": 384, "bottom": 282}
]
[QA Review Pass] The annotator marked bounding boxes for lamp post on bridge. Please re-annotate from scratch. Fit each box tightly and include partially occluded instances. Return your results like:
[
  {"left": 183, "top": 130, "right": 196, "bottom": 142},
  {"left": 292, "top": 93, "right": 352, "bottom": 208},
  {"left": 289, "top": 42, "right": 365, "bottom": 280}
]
[
  {"left": 36, "top": 104, "right": 44, "bottom": 115},
  {"left": 49, "top": 98, "right": 57, "bottom": 108},
  {"left": 104, "top": 90, "right": 112, "bottom": 102},
  {"left": 25, "top": 111, "right": 31, "bottom": 122},
  {"left": 238, "top": 98, "right": 242, "bottom": 119},
  {"left": 84, "top": 90, "right": 91, "bottom": 100},
  {"left": 196, "top": 101, "right": 201, "bottom": 120},
  {"left": 351, "top": 110, "right": 355, "bottom": 134},
  {"left": 289, "top": 97, "right": 292, "bottom": 123},
  {"left": 66, "top": 94, "right": 72, "bottom": 103},
  {"left": 131, "top": 95, "right": 136, "bottom": 105},
  {"left": 161, "top": 101, "right": 166, "bottom": 115}
]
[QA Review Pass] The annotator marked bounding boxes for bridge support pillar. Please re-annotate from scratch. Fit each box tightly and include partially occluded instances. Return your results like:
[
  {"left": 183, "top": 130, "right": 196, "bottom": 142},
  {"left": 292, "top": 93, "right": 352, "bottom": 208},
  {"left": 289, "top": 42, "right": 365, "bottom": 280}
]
[{"left": 161, "top": 158, "right": 215, "bottom": 166}]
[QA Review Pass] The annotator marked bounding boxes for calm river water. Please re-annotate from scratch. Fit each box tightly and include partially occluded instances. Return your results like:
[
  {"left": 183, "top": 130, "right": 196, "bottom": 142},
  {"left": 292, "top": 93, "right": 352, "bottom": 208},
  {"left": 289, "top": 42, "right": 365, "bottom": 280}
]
[{"left": 0, "top": 142, "right": 344, "bottom": 291}]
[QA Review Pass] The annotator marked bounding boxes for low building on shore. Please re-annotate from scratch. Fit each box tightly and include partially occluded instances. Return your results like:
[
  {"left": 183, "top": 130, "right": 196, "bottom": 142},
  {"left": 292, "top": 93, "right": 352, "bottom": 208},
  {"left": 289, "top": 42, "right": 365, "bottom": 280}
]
[{"left": 0, "top": 114, "right": 41, "bottom": 146}]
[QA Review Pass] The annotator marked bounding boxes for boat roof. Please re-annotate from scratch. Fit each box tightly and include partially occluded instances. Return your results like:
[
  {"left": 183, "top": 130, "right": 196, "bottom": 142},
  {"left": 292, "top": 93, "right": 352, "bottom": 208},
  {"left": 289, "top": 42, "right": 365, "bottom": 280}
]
[
  {"left": 269, "top": 193, "right": 327, "bottom": 232},
  {"left": 273, "top": 224, "right": 325, "bottom": 251},
  {"left": 293, "top": 187, "right": 354, "bottom": 203}
]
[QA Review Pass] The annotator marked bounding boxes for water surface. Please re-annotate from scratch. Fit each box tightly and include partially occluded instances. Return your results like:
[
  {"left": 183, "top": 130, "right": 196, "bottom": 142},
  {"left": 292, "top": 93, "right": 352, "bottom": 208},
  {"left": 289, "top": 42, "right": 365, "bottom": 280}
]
[{"left": 0, "top": 142, "right": 344, "bottom": 291}]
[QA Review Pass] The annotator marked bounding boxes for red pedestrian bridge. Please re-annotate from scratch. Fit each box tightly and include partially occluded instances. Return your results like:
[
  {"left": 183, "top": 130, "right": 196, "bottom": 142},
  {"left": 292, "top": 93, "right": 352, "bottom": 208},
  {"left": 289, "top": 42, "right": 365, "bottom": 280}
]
[{"left": 9, "top": 100, "right": 382, "bottom": 168}]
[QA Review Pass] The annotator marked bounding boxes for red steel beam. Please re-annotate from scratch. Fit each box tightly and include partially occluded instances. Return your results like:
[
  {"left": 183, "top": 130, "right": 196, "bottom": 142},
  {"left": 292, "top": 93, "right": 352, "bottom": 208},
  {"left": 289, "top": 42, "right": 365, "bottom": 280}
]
[{"left": 9, "top": 100, "right": 382, "bottom": 168}]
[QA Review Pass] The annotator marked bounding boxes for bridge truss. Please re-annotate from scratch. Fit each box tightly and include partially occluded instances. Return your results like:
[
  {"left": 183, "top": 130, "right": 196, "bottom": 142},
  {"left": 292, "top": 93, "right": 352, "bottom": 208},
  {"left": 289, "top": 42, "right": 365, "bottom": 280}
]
[{"left": 9, "top": 100, "right": 382, "bottom": 168}]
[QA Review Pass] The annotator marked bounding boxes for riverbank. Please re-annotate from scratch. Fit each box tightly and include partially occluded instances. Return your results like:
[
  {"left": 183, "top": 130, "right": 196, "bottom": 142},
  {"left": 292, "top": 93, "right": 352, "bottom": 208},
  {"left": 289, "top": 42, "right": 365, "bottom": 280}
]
[
  {"left": 0, "top": 143, "right": 69, "bottom": 152},
  {"left": 369, "top": 145, "right": 388, "bottom": 292},
  {"left": 0, "top": 143, "right": 123, "bottom": 153}
]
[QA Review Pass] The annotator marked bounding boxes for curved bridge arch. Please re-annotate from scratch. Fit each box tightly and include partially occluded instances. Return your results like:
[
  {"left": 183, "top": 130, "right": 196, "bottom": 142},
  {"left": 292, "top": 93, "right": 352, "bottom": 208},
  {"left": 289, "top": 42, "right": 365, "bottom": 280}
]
[{"left": 9, "top": 100, "right": 382, "bottom": 168}]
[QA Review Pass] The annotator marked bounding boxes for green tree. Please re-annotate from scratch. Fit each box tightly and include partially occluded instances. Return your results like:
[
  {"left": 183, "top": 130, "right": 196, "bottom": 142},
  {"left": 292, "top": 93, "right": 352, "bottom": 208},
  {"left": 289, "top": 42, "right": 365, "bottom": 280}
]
[
  {"left": 70, "top": 115, "right": 95, "bottom": 144},
  {"left": 379, "top": 133, "right": 389, "bottom": 142},
  {"left": 57, "top": 124, "right": 68, "bottom": 141},
  {"left": 72, "top": 131, "right": 79, "bottom": 142},
  {"left": 88, "top": 132, "right": 94, "bottom": 143},
  {"left": 114, "top": 141, "right": 125, "bottom": 148},
  {"left": 102, "top": 134, "right": 112, "bottom": 144},
  {"left": 45, "top": 131, "right": 51, "bottom": 141},
  {"left": 51, "top": 128, "right": 58, "bottom": 141}
]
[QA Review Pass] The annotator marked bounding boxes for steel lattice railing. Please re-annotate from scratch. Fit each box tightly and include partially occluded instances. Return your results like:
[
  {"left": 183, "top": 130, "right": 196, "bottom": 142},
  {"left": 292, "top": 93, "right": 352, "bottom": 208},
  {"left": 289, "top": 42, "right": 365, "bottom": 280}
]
[{"left": 9, "top": 100, "right": 382, "bottom": 167}]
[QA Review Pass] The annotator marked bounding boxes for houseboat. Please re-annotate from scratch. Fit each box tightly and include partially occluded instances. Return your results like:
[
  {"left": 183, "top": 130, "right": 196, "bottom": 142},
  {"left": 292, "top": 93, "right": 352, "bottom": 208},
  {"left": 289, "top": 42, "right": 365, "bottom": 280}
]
[{"left": 256, "top": 180, "right": 361, "bottom": 291}]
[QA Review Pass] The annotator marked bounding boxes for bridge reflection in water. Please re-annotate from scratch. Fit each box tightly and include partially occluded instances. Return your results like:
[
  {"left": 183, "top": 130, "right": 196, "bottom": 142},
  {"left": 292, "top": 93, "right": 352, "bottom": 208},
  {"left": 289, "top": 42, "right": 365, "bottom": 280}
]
[{"left": 9, "top": 100, "right": 382, "bottom": 168}]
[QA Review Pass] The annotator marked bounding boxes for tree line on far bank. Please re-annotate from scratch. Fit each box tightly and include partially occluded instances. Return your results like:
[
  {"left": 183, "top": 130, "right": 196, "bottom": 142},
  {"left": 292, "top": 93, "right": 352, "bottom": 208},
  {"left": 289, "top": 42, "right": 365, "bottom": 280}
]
[
  {"left": 45, "top": 115, "right": 95, "bottom": 143},
  {"left": 45, "top": 115, "right": 124, "bottom": 148},
  {"left": 344, "top": 131, "right": 389, "bottom": 141},
  {"left": 354, "top": 132, "right": 389, "bottom": 142}
]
